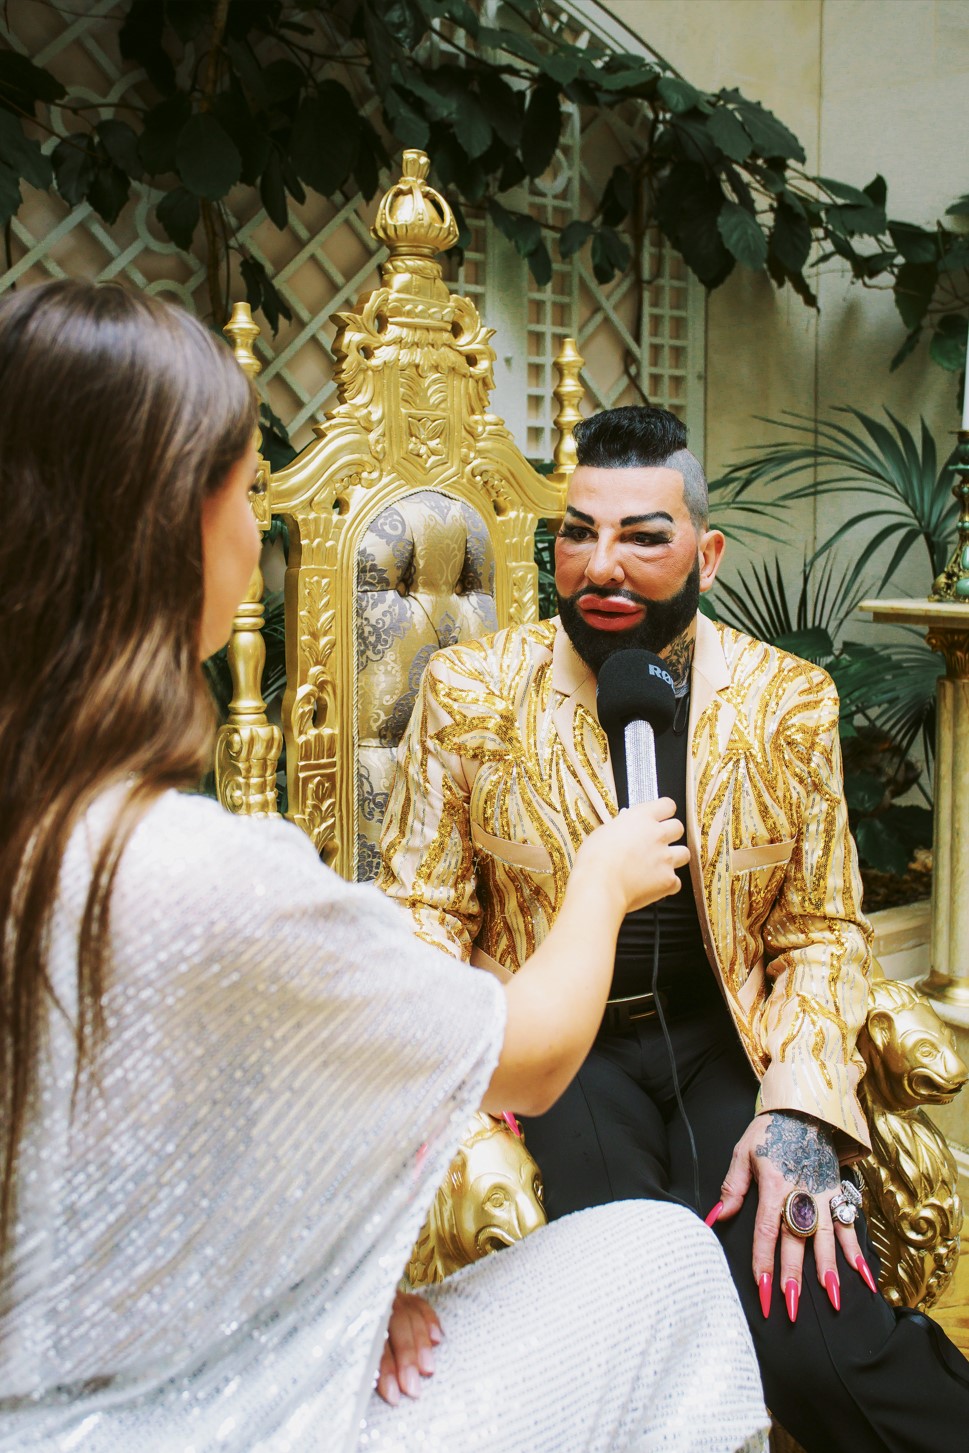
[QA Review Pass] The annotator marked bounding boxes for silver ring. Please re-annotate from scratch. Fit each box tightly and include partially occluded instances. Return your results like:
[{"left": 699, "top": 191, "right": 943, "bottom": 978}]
[{"left": 830, "top": 1179, "right": 862, "bottom": 1226}]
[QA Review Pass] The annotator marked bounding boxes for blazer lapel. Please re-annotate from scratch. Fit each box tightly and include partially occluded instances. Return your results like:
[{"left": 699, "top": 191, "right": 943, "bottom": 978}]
[{"left": 551, "top": 620, "right": 616, "bottom": 825}]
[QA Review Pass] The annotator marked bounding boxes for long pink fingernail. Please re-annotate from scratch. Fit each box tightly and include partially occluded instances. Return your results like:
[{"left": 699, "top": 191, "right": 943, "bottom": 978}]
[
  {"left": 704, "top": 1200, "right": 724, "bottom": 1227},
  {"left": 785, "top": 1278, "right": 799, "bottom": 1324},
  {"left": 855, "top": 1255, "right": 878, "bottom": 1295},
  {"left": 758, "top": 1272, "right": 772, "bottom": 1319},
  {"left": 428, "top": 1324, "right": 442, "bottom": 1344},
  {"left": 824, "top": 1270, "right": 841, "bottom": 1311}
]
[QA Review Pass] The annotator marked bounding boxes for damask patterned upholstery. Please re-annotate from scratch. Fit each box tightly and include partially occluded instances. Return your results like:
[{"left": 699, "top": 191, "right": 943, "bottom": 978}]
[{"left": 355, "top": 489, "right": 498, "bottom": 882}]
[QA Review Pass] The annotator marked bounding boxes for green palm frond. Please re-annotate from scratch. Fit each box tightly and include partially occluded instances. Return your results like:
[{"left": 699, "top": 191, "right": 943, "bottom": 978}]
[
  {"left": 712, "top": 552, "right": 867, "bottom": 657},
  {"left": 709, "top": 407, "right": 957, "bottom": 593}
]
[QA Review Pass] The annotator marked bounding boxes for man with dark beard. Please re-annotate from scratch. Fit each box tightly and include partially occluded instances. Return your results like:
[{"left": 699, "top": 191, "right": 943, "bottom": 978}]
[{"left": 378, "top": 405, "right": 969, "bottom": 1451}]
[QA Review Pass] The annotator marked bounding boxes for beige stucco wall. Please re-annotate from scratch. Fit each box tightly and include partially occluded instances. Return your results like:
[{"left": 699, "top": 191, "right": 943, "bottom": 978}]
[{"left": 610, "top": 0, "right": 969, "bottom": 599}]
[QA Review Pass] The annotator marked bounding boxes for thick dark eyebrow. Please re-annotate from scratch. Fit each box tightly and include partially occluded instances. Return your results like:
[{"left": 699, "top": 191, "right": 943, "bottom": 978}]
[
  {"left": 620, "top": 512, "right": 674, "bottom": 527},
  {"left": 562, "top": 506, "right": 675, "bottom": 528}
]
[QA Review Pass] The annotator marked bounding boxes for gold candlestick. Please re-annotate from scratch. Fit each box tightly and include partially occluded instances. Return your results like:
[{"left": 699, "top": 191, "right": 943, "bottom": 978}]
[{"left": 929, "top": 430, "right": 969, "bottom": 602}]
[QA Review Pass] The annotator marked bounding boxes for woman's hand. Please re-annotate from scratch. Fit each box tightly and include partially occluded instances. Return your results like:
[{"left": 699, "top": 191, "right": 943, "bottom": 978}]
[
  {"left": 574, "top": 798, "right": 690, "bottom": 917},
  {"left": 713, "top": 1111, "right": 873, "bottom": 1321},
  {"left": 376, "top": 1290, "right": 443, "bottom": 1406}
]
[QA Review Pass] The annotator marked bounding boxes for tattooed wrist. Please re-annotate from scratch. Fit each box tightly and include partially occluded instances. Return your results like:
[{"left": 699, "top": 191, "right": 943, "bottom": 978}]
[{"left": 754, "top": 1111, "right": 838, "bottom": 1192}]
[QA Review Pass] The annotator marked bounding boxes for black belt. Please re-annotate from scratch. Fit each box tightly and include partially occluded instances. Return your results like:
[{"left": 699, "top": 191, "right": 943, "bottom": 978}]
[{"left": 600, "top": 981, "right": 721, "bottom": 1034}]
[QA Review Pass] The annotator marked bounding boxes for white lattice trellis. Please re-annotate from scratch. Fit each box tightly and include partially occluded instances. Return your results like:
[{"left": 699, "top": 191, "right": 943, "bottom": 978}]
[{"left": 1, "top": 0, "right": 704, "bottom": 458}]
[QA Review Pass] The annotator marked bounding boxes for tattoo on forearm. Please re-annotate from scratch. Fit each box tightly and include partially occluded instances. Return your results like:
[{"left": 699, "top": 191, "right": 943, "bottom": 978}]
[
  {"left": 755, "top": 1113, "right": 838, "bottom": 1192},
  {"left": 662, "top": 628, "right": 695, "bottom": 694}
]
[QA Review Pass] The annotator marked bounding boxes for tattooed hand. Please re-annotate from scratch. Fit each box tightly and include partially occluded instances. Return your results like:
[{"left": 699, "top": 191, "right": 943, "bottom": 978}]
[{"left": 714, "top": 1111, "right": 870, "bottom": 1322}]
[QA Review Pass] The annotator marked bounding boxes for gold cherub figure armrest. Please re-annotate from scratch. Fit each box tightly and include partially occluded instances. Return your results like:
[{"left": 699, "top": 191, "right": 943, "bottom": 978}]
[
  {"left": 407, "top": 1112, "right": 547, "bottom": 1287},
  {"left": 856, "top": 975, "right": 967, "bottom": 1311}
]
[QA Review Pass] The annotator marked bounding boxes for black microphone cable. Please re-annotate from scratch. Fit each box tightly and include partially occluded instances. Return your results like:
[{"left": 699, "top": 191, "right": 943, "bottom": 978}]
[{"left": 650, "top": 903, "right": 702, "bottom": 1217}]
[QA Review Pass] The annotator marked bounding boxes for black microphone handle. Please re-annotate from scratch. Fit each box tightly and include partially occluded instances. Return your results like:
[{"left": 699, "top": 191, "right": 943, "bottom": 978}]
[{"left": 624, "top": 719, "right": 659, "bottom": 804}]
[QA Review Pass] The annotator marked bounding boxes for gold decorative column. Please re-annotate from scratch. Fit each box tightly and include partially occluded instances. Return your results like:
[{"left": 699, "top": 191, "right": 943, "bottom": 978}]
[
  {"left": 214, "top": 303, "right": 283, "bottom": 817},
  {"left": 549, "top": 338, "right": 585, "bottom": 483},
  {"left": 860, "top": 598, "right": 969, "bottom": 1009}
]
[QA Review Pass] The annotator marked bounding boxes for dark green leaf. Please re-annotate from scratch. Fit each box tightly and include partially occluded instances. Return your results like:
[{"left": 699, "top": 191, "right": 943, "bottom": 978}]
[
  {"left": 454, "top": 91, "right": 492, "bottom": 160},
  {"left": 380, "top": 0, "right": 426, "bottom": 49},
  {"left": 290, "top": 84, "right": 358, "bottom": 195},
  {"left": 939, "top": 240, "right": 969, "bottom": 274},
  {"left": 595, "top": 62, "right": 660, "bottom": 93},
  {"left": 477, "top": 71, "right": 521, "bottom": 148},
  {"left": 0, "top": 111, "right": 52, "bottom": 190},
  {"left": 156, "top": 185, "right": 200, "bottom": 249},
  {"left": 863, "top": 174, "right": 887, "bottom": 208},
  {"left": 51, "top": 136, "right": 96, "bottom": 206},
  {"left": 521, "top": 84, "right": 561, "bottom": 178},
  {"left": 262, "top": 59, "right": 305, "bottom": 105},
  {"left": 0, "top": 51, "right": 64, "bottom": 116},
  {"left": 945, "top": 195, "right": 969, "bottom": 218},
  {"left": 770, "top": 201, "right": 812, "bottom": 273},
  {"left": 385, "top": 87, "right": 431, "bottom": 149},
  {"left": 119, "top": 0, "right": 176, "bottom": 94},
  {"left": 96, "top": 119, "right": 143, "bottom": 179},
  {"left": 889, "top": 327, "right": 922, "bottom": 372},
  {"left": 590, "top": 227, "right": 630, "bottom": 283},
  {"left": 559, "top": 219, "right": 593, "bottom": 257},
  {"left": 259, "top": 148, "right": 288, "bottom": 229},
  {"left": 670, "top": 115, "right": 720, "bottom": 168},
  {"left": 86, "top": 162, "right": 129, "bottom": 224},
  {"left": 929, "top": 314, "right": 969, "bottom": 372},
  {"left": 176, "top": 113, "right": 242, "bottom": 200},
  {"left": 224, "top": 38, "right": 268, "bottom": 111},
  {"left": 733, "top": 99, "right": 804, "bottom": 161},
  {"left": 140, "top": 96, "right": 192, "bottom": 175},
  {"left": 600, "top": 165, "right": 633, "bottom": 227},
  {"left": 893, "top": 260, "right": 937, "bottom": 330},
  {"left": 488, "top": 198, "right": 543, "bottom": 258},
  {"left": 657, "top": 76, "right": 708, "bottom": 114},
  {"left": 354, "top": 117, "right": 386, "bottom": 201},
  {"left": 717, "top": 201, "right": 767, "bottom": 269},
  {"left": 817, "top": 176, "right": 872, "bottom": 206},
  {"left": 844, "top": 771, "right": 885, "bottom": 813},
  {"left": 706, "top": 106, "right": 752, "bottom": 162},
  {"left": 655, "top": 164, "right": 732, "bottom": 287},
  {"left": 0, "top": 165, "right": 23, "bottom": 227},
  {"left": 826, "top": 200, "right": 887, "bottom": 237},
  {"left": 526, "top": 242, "right": 552, "bottom": 286},
  {"left": 855, "top": 816, "right": 912, "bottom": 876},
  {"left": 212, "top": 92, "right": 271, "bottom": 184}
]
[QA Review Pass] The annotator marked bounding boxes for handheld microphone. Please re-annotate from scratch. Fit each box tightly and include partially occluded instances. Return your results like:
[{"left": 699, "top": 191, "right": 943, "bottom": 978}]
[{"left": 595, "top": 650, "right": 676, "bottom": 804}]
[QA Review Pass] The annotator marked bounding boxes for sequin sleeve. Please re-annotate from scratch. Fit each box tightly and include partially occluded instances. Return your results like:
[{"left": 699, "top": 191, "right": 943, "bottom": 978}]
[
  {"left": 754, "top": 673, "right": 873, "bottom": 1155},
  {"left": 0, "top": 790, "right": 505, "bottom": 1452},
  {"left": 378, "top": 649, "right": 483, "bottom": 963}
]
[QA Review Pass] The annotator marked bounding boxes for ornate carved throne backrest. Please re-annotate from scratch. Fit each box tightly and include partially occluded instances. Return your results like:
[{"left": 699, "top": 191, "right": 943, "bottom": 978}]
[{"left": 218, "top": 150, "right": 571, "bottom": 882}]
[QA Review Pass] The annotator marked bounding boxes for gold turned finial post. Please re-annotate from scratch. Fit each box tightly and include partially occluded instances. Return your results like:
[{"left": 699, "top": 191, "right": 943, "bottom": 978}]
[
  {"left": 214, "top": 303, "right": 282, "bottom": 818},
  {"left": 224, "top": 301, "right": 262, "bottom": 381},
  {"left": 551, "top": 338, "right": 585, "bottom": 478}
]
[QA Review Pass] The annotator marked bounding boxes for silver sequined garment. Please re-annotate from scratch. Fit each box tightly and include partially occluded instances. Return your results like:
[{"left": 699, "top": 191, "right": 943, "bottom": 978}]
[{"left": 0, "top": 792, "right": 768, "bottom": 1452}]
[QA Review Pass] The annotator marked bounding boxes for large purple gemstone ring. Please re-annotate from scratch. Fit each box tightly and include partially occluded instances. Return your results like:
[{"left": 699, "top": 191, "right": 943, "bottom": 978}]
[{"left": 782, "top": 1189, "right": 819, "bottom": 1238}]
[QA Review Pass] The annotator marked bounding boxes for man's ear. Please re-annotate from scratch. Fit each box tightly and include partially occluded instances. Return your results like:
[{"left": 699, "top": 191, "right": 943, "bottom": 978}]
[{"left": 698, "top": 529, "right": 726, "bottom": 593}]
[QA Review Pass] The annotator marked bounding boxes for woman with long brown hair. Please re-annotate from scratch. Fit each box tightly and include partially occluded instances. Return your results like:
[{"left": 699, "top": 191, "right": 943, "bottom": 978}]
[{"left": 0, "top": 280, "right": 767, "bottom": 1453}]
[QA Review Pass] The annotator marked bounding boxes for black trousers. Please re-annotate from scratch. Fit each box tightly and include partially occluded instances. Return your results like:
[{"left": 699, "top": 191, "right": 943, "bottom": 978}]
[{"left": 520, "top": 1009, "right": 969, "bottom": 1453}]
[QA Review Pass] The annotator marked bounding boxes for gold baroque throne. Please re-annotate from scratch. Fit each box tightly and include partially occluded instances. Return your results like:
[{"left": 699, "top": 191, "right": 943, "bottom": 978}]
[{"left": 217, "top": 150, "right": 965, "bottom": 1315}]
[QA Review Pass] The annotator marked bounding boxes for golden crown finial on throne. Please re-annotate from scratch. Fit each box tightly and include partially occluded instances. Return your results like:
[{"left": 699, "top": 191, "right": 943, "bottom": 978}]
[{"left": 372, "top": 148, "right": 459, "bottom": 258}]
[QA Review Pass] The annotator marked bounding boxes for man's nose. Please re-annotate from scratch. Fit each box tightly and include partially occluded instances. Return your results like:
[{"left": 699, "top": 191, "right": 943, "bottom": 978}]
[{"left": 585, "top": 536, "right": 623, "bottom": 585}]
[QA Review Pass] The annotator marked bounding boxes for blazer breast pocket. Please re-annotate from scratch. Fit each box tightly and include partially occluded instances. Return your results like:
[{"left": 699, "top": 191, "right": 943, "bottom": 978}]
[
  {"left": 730, "top": 838, "right": 796, "bottom": 875},
  {"left": 470, "top": 822, "right": 554, "bottom": 875}
]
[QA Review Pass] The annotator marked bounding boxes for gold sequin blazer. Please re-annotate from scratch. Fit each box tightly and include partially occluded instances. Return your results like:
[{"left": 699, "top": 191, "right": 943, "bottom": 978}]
[{"left": 379, "top": 614, "right": 874, "bottom": 1155}]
